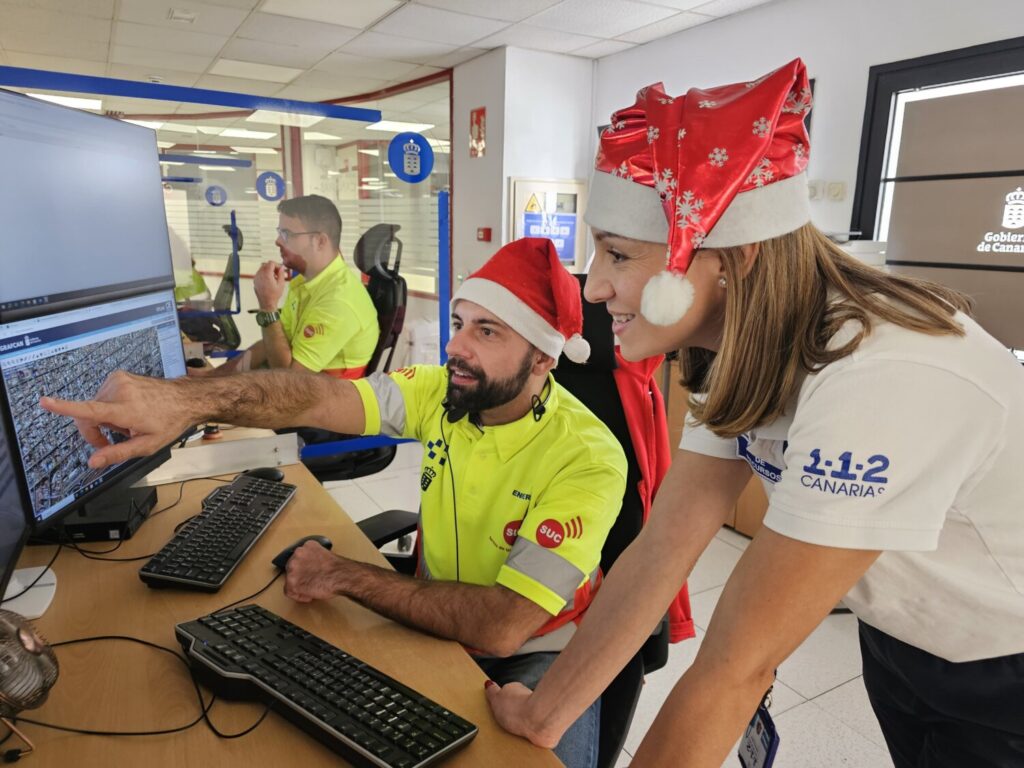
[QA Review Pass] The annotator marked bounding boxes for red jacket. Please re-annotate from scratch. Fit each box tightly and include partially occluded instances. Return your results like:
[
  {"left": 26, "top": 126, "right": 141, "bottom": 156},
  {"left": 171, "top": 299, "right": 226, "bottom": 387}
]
[{"left": 612, "top": 351, "right": 695, "bottom": 643}]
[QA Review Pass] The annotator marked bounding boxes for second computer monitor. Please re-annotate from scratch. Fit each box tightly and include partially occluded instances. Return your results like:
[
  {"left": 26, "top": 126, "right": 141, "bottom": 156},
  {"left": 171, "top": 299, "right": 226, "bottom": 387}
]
[{"left": 0, "top": 289, "right": 187, "bottom": 530}]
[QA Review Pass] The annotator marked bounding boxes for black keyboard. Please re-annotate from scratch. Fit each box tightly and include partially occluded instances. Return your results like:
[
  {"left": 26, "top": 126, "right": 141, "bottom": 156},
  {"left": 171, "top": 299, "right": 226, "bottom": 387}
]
[
  {"left": 140, "top": 475, "right": 296, "bottom": 591},
  {"left": 177, "top": 605, "right": 478, "bottom": 767}
]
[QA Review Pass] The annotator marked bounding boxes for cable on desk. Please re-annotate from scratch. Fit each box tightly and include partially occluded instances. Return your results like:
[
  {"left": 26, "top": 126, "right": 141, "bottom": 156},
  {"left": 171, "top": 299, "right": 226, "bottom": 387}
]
[
  {"left": 14, "top": 635, "right": 270, "bottom": 741},
  {"left": 0, "top": 546, "right": 60, "bottom": 605},
  {"left": 212, "top": 572, "right": 282, "bottom": 616}
]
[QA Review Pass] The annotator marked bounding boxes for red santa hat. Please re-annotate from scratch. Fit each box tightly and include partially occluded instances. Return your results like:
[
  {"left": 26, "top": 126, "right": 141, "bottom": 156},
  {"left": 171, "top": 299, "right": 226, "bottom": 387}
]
[
  {"left": 453, "top": 238, "right": 590, "bottom": 363},
  {"left": 585, "top": 58, "right": 813, "bottom": 325}
]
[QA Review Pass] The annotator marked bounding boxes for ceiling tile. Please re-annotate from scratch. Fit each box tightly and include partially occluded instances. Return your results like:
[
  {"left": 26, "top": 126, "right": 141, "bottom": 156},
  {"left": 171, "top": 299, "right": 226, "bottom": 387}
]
[
  {"left": 107, "top": 63, "right": 201, "bottom": 87},
  {"left": 3, "top": 51, "right": 108, "bottom": 76},
  {"left": 616, "top": 11, "right": 713, "bottom": 42},
  {"left": 209, "top": 58, "right": 303, "bottom": 83},
  {"left": 387, "top": 64, "right": 444, "bottom": 82},
  {"left": 235, "top": 12, "right": 361, "bottom": 51},
  {"left": 0, "top": 7, "right": 111, "bottom": 61},
  {"left": 371, "top": 4, "right": 508, "bottom": 47},
  {"left": 220, "top": 37, "right": 327, "bottom": 70},
  {"left": 200, "top": 0, "right": 262, "bottom": 8},
  {"left": 0, "top": 0, "right": 114, "bottom": 18},
  {"left": 339, "top": 31, "right": 458, "bottom": 64},
  {"left": 528, "top": 0, "right": 677, "bottom": 38},
  {"left": 572, "top": 39, "right": 636, "bottom": 58},
  {"left": 274, "top": 82, "right": 349, "bottom": 102},
  {"left": 289, "top": 68, "right": 390, "bottom": 95},
  {"left": 472, "top": 24, "right": 602, "bottom": 54},
  {"left": 427, "top": 47, "right": 486, "bottom": 68},
  {"left": 111, "top": 45, "right": 214, "bottom": 73},
  {"left": 690, "top": 0, "right": 774, "bottom": 15},
  {"left": 411, "top": 0, "right": 562, "bottom": 22},
  {"left": 259, "top": 0, "right": 401, "bottom": 29},
  {"left": 315, "top": 51, "right": 421, "bottom": 81},
  {"left": 114, "top": 21, "right": 229, "bottom": 56},
  {"left": 105, "top": 97, "right": 185, "bottom": 115},
  {"left": 636, "top": 0, "right": 710, "bottom": 9},
  {"left": 116, "top": 0, "right": 250, "bottom": 36},
  {"left": 194, "top": 74, "right": 286, "bottom": 96}
]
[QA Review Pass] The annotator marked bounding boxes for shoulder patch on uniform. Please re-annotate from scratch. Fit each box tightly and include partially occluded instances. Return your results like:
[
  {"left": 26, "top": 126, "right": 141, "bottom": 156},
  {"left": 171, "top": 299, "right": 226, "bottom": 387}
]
[
  {"left": 302, "top": 323, "right": 325, "bottom": 338},
  {"left": 395, "top": 367, "right": 416, "bottom": 380}
]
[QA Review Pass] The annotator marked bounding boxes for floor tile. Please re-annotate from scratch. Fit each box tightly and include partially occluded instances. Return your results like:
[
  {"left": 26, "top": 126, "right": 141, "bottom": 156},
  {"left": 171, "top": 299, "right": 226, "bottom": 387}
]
[
  {"left": 325, "top": 483, "right": 383, "bottom": 523},
  {"left": 772, "top": 700, "right": 894, "bottom": 767},
  {"left": 623, "top": 628, "right": 704, "bottom": 754},
  {"left": 766, "top": 679, "right": 805, "bottom": 717},
  {"left": 812, "top": 677, "right": 888, "bottom": 750},
  {"left": 390, "top": 441, "right": 424, "bottom": 471},
  {"left": 686, "top": 537, "right": 744, "bottom": 594},
  {"left": 688, "top": 584, "right": 723, "bottom": 631},
  {"left": 715, "top": 525, "right": 752, "bottom": 552},
  {"left": 357, "top": 469, "right": 422, "bottom": 513},
  {"left": 777, "top": 613, "right": 863, "bottom": 700}
]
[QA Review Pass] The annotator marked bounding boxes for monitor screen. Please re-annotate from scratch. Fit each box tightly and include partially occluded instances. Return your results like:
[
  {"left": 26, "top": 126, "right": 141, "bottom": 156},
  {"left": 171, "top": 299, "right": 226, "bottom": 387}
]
[
  {"left": 0, "top": 289, "right": 186, "bottom": 528},
  {"left": 0, "top": 404, "right": 30, "bottom": 600},
  {"left": 0, "top": 88, "right": 175, "bottom": 318}
]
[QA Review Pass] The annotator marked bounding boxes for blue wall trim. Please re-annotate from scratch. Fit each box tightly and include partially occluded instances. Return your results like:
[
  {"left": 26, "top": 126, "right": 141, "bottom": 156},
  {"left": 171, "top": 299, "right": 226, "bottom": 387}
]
[
  {"left": 438, "top": 189, "right": 450, "bottom": 364},
  {"left": 300, "top": 435, "right": 414, "bottom": 459},
  {"left": 0, "top": 67, "right": 382, "bottom": 123},
  {"left": 160, "top": 153, "right": 252, "bottom": 167}
]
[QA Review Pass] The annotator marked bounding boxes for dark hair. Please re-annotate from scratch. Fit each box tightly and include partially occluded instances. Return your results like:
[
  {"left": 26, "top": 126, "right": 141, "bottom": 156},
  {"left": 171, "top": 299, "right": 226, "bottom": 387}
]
[{"left": 277, "top": 194, "right": 342, "bottom": 251}]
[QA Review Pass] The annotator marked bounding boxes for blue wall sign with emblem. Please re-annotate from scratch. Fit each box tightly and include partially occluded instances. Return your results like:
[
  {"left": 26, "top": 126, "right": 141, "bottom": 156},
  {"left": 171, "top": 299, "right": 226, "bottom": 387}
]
[
  {"left": 205, "top": 184, "right": 227, "bottom": 207},
  {"left": 523, "top": 212, "right": 576, "bottom": 262},
  {"left": 388, "top": 132, "right": 434, "bottom": 184},
  {"left": 256, "top": 171, "right": 285, "bottom": 201}
]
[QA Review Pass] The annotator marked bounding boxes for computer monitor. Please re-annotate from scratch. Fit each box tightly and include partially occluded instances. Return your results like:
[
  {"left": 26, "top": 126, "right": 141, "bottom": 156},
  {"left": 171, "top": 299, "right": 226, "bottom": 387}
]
[
  {"left": 0, "top": 396, "right": 32, "bottom": 604},
  {"left": 0, "top": 87, "right": 175, "bottom": 318},
  {"left": 0, "top": 289, "right": 187, "bottom": 530}
]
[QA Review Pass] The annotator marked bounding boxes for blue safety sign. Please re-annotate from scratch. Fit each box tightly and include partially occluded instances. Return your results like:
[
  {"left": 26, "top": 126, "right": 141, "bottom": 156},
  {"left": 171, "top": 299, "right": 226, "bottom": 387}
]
[
  {"left": 388, "top": 132, "right": 434, "bottom": 184},
  {"left": 256, "top": 171, "right": 285, "bottom": 201},
  {"left": 205, "top": 185, "right": 227, "bottom": 206},
  {"left": 523, "top": 212, "right": 576, "bottom": 262}
]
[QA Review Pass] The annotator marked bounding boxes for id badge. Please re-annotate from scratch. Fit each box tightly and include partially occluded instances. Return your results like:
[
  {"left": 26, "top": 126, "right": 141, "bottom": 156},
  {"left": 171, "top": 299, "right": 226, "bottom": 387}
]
[{"left": 738, "top": 703, "right": 780, "bottom": 768}]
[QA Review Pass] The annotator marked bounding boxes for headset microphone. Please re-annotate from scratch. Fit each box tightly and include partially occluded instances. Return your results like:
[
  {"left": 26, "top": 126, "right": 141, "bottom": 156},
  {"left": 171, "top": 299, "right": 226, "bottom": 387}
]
[{"left": 441, "top": 400, "right": 467, "bottom": 424}]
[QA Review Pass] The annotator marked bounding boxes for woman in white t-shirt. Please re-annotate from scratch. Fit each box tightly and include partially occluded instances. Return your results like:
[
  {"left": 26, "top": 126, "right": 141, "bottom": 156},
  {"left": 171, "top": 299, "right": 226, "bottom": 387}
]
[{"left": 486, "top": 58, "right": 1024, "bottom": 768}]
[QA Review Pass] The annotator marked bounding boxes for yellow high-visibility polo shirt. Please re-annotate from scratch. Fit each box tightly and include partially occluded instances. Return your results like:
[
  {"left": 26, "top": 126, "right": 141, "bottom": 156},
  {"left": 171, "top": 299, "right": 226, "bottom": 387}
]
[
  {"left": 280, "top": 255, "right": 379, "bottom": 377},
  {"left": 353, "top": 365, "right": 627, "bottom": 653}
]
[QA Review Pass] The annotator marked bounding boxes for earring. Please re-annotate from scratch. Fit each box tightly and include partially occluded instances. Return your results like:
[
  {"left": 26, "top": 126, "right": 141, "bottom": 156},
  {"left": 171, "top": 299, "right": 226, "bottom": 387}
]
[{"left": 718, "top": 277, "right": 727, "bottom": 288}]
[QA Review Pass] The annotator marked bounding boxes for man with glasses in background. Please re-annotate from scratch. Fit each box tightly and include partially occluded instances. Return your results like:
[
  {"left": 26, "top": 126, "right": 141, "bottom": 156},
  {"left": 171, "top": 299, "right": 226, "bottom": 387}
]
[{"left": 201, "top": 194, "right": 379, "bottom": 380}]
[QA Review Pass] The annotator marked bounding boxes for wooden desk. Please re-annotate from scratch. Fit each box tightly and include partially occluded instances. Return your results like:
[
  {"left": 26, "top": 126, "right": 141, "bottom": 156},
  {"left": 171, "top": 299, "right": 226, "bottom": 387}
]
[{"left": 15, "top": 464, "right": 560, "bottom": 767}]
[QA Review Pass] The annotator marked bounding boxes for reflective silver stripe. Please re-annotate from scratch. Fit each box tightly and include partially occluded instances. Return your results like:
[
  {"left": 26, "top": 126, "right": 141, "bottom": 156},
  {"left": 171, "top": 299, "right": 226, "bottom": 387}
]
[
  {"left": 558, "top": 566, "right": 600, "bottom": 613},
  {"left": 515, "top": 622, "right": 577, "bottom": 654},
  {"left": 505, "top": 538, "right": 585, "bottom": 603},
  {"left": 364, "top": 372, "right": 406, "bottom": 436}
]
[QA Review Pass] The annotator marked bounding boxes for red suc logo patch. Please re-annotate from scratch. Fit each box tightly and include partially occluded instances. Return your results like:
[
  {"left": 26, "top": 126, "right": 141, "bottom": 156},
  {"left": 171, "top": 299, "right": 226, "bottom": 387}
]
[
  {"left": 536, "top": 519, "right": 565, "bottom": 549},
  {"left": 303, "top": 324, "right": 316, "bottom": 338},
  {"left": 503, "top": 520, "right": 522, "bottom": 546}
]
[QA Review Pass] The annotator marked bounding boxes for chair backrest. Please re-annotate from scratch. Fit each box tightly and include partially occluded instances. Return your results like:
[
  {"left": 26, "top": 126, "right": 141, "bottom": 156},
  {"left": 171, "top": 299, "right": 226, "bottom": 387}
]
[
  {"left": 353, "top": 223, "right": 408, "bottom": 374},
  {"left": 176, "top": 224, "right": 241, "bottom": 351}
]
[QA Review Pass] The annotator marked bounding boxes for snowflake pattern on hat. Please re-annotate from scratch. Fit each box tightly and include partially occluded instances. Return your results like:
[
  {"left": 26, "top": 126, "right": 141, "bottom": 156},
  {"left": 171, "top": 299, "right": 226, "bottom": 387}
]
[
  {"left": 708, "top": 147, "right": 729, "bottom": 168},
  {"left": 746, "top": 157, "right": 775, "bottom": 188},
  {"left": 752, "top": 116, "right": 770, "bottom": 137}
]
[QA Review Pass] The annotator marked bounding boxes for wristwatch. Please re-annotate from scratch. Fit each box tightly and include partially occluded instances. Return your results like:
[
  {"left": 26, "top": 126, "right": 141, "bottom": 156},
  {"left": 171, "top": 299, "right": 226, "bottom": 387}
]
[{"left": 255, "top": 309, "right": 281, "bottom": 328}]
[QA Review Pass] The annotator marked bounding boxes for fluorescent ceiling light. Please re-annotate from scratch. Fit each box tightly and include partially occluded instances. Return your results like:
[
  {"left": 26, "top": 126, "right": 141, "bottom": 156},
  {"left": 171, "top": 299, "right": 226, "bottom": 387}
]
[
  {"left": 163, "top": 123, "right": 199, "bottom": 134},
  {"left": 384, "top": 172, "right": 398, "bottom": 178},
  {"left": 302, "top": 131, "right": 341, "bottom": 141},
  {"left": 365, "top": 120, "right": 434, "bottom": 133},
  {"left": 199, "top": 165, "right": 235, "bottom": 171},
  {"left": 161, "top": 161, "right": 185, "bottom": 166},
  {"left": 361, "top": 177, "right": 380, "bottom": 182},
  {"left": 247, "top": 110, "right": 324, "bottom": 128},
  {"left": 124, "top": 119, "right": 163, "bottom": 130},
  {"left": 220, "top": 128, "right": 277, "bottom": 140},
  {"left": 195, "top": 126, "right": 227, "bottom": 135},
  {"left": 327, "top": 170, "right": 340, "bottom": 176},
  {"left": 230, "top": 146, "right": 279, "bottom": 154},
  {"left": 193, "top": 149, "right": 218, "bottom": 154},
  {"left": 157, "top": 141, "right": 175, "bottom": 148},
  {"left": 27, "top": 93, "right": 101, "bottom": 110},
  {"left": 358, "top": 148, "right": 380, "bottom": 157}
]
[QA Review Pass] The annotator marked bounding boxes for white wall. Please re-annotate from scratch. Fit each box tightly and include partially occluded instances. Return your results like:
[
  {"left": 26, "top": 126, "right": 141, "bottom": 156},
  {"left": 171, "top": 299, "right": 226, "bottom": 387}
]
[
  {"left": 453, "top": 47, "right": 596, "bottom": 280},
  {"left": 593, "top": 0, "right": 1024, "bottom": 234},
  {"left": 453, "top": 48, "right": 507, "bottom": 282}
]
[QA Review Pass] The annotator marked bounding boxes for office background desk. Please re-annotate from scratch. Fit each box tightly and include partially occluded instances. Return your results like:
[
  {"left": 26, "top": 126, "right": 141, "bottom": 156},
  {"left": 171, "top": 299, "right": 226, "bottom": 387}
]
[{"left": 15, "top": 464, "right": 561, "bottom": 767}]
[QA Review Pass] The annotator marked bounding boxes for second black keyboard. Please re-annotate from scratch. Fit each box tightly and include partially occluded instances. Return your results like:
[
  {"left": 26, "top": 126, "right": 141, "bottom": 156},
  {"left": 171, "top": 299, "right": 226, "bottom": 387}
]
[{"left": 140, "top": 474, "right": 296, "bottom": 591}]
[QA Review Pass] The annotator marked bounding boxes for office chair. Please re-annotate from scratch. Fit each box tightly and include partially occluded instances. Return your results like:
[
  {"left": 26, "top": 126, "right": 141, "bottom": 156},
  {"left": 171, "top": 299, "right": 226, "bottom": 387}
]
[
  {"left": 355, "top": 274, "right": 670, "bottom": 767},
  {"left": 177, "top": 223, "right": 242, "bottom": 353},
  {"left": 302, "top": 224, "right": 409, "bottom": 483}
]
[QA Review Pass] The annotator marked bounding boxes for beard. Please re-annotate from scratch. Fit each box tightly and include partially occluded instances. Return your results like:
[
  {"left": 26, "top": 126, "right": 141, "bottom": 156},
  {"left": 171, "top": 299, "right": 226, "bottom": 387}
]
[{"left": 445, "top": 349, "right": 535, "bottom": 415}]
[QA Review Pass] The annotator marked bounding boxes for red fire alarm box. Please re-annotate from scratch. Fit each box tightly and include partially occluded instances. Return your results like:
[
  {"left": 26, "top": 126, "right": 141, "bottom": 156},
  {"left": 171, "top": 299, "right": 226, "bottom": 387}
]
[{"left": 476, "top": 227, "right": 492, "bottom": 242}]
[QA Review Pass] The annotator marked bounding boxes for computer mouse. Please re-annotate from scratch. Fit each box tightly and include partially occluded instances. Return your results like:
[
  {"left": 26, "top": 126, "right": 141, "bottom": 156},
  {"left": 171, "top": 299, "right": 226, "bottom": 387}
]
[
  {"left": 242, "top": 466, "right": 285, "bottom": 482},
  {"left": 185, "top": 357, "right": 206, "bottom": 368},
  {"left": 272, "top": 535, "right": 333, "bottom": 570}
]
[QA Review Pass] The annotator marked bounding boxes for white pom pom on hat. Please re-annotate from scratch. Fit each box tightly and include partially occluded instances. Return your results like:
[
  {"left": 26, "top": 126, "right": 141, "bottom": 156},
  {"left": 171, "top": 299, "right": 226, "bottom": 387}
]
[
  {"left": 640, "top": 270, "right": 694, "bottom": 326},
  {"left": 562, "top": 333, "right": 591, "bottom": 364}
]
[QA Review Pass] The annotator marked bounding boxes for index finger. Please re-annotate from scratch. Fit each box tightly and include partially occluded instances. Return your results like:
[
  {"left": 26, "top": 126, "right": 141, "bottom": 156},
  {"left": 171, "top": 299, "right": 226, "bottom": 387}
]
[{"left": 39, "top": 396, "right": 118, "bottom": 423}]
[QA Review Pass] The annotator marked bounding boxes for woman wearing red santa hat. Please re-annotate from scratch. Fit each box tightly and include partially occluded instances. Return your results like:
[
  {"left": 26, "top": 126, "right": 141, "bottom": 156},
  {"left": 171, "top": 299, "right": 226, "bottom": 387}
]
[{"left": 486, "top": 58, "right": 1024, "bottom": 767}]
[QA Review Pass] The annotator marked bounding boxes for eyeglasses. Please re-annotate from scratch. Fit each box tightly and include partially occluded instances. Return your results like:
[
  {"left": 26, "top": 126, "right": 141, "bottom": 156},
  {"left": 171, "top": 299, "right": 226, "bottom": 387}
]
[{"left": 276, "top": 228, "right": 320, "bottom": 243}]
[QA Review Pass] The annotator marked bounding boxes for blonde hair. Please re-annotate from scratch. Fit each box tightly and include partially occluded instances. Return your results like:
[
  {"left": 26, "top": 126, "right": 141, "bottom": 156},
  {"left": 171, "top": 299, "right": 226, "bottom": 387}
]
[{"left": 681, "top": 224, "right": 971, "bottom": 438}]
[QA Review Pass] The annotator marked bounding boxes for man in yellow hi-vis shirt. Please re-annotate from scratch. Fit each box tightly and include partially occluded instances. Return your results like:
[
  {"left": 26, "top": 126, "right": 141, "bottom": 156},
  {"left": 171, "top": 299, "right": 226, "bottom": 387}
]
[
  {"left": 43, "top": 239, "right": 626, "bottom": 768},
  {"left": 208, "top": 194, "right": 379, "bottom": 379}
]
